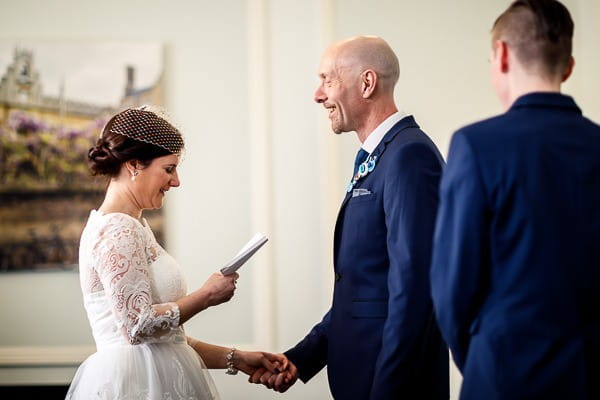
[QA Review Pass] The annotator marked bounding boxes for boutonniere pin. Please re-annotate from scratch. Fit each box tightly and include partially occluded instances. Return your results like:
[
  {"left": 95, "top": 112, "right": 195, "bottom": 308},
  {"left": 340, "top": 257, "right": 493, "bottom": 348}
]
[{"left": 346, "top": 155, "right": 378, "bottom": 192}]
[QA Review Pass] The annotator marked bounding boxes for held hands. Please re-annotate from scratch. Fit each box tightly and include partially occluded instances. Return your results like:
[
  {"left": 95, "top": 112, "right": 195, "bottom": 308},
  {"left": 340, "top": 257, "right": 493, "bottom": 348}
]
[
  {"left": 234, "top": 350, "right": 287, "bottom": 377},
  {"left": 247, "top": 355, "right": 299, "bottom": 393},
  {"left": 200, "top": 272, "right": 239, "bottom": 307},
  {"left": 197, "top": 275, "right": 299, "bottom": 392}
]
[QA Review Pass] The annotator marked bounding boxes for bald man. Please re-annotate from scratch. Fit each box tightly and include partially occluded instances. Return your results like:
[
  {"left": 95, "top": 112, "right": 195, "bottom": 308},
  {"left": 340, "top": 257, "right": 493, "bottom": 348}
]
[{"left": 254, "top": 36, "right": 449, "bottom": 398}]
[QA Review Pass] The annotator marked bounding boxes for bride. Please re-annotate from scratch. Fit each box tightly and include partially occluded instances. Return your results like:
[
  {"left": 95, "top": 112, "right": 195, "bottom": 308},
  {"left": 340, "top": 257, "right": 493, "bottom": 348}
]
[{"left": 66, "top": 106, "right": 288, "bottom": 399}]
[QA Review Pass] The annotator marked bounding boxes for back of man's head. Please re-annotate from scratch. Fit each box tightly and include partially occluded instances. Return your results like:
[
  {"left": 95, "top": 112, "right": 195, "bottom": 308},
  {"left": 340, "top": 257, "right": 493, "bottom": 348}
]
[{"left": 492, "top": 0, "right": 573, "bottom": 80}]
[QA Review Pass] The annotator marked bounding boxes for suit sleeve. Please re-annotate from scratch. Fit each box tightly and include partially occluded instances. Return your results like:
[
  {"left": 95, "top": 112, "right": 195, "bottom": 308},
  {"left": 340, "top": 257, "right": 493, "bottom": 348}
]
[
  {"left": 283, "top": 309, "right": 330, "bottom": 383},
  {"left": 430, "top": 131, "right": 490, "bottom": 371},
  {"left": 370, "top": 141, "right": 444, "bottom": 398}
]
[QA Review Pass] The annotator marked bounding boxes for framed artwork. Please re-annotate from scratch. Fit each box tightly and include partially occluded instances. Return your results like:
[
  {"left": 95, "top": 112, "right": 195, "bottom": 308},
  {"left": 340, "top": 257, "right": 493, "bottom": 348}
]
[{"left": 0, "top": 41, "right": 165, "bottom": 272}]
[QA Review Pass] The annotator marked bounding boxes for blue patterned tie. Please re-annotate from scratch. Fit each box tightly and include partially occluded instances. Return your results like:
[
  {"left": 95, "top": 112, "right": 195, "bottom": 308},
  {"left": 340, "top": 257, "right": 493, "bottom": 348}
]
[{"left": 353, "top": 148, "right": 368, "bottom": 177}]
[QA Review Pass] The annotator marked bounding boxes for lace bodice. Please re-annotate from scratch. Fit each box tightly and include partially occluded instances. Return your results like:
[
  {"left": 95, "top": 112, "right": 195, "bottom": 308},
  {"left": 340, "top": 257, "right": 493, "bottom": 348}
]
[{"left": 79, "top": 210, "right": 186, "bottom": 347}]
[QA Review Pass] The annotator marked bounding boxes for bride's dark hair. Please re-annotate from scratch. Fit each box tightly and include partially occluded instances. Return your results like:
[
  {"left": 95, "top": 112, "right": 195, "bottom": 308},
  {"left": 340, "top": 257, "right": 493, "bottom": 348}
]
[{"left": 88, "top": 107, "right": 183, "bottom": 177}]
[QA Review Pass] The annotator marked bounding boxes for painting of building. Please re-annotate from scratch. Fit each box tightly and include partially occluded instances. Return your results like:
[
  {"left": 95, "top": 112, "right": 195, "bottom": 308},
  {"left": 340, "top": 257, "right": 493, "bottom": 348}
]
[{"left": 0, "top": 42, "right": 164, "bottom": 271}]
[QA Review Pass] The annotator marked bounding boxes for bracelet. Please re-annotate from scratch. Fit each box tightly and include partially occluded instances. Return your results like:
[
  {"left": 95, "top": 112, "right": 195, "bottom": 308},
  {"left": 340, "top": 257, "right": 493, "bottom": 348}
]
[{"left": 226, "top": 348, "right": 238, "bottom": 375}]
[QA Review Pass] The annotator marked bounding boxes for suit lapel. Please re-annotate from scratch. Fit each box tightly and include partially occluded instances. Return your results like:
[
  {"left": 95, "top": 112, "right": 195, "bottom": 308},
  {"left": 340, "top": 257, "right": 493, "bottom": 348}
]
[
  {"left": 338, "top": 115, "right": 419, "bottom": 211},
  {"left": 333, "top": 116, "right": 419, "bottom": 267}
]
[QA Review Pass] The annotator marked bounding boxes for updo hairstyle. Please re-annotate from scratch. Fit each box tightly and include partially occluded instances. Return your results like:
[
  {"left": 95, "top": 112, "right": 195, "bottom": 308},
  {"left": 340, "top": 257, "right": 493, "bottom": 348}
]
[{"left": 88, "top": 107, "right": 183, "bottom": 177}]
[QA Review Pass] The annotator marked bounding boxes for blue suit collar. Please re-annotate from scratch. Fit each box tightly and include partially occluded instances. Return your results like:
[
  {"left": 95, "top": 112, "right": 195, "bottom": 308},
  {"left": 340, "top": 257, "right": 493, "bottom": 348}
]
[
  {"left": 370, "top": 115, "right": 419, "bottom": 159},
  {"left": 510, "top": 92, "right": 581, "bottom": 114}
]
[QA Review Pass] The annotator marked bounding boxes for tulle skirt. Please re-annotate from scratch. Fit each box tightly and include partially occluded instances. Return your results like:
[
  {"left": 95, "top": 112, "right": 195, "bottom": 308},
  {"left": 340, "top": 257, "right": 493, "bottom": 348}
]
[{"left": 66, "top": 342, "right": 220, "bottom": 399}]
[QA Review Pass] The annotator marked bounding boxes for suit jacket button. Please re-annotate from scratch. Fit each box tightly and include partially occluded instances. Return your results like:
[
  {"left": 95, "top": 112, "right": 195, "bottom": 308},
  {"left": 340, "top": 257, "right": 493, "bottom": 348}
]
[{"left": 334, "top": 272, "right": 341, "bottom": 281}]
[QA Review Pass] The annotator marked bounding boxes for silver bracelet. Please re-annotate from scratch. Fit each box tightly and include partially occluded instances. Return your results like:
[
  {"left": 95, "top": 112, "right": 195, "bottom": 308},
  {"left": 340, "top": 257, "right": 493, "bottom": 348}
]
[{"left": 226, "top": 348, "right": 238, "bottom": 375}]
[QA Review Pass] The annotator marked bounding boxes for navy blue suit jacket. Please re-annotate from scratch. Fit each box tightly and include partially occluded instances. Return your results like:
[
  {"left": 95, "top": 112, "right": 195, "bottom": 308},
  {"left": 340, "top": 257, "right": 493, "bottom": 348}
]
[
  {"left": 286, "top": 116, "right": 449, "bottom": 399},
  {"left": 431, "top": 93, "right": 600, "bottom": 399}
]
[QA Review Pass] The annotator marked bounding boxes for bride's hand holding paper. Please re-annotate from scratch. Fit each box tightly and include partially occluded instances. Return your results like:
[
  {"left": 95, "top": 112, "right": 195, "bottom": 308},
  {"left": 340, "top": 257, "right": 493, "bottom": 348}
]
[{"left": 199, "top": 272, "right": 239, "bottom": 306}]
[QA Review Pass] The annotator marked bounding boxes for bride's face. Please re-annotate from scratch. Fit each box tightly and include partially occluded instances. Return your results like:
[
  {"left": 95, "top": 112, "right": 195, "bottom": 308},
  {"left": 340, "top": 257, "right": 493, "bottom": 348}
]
[{"left": 134, "top": 154, "right": 180, "bottom": 210}]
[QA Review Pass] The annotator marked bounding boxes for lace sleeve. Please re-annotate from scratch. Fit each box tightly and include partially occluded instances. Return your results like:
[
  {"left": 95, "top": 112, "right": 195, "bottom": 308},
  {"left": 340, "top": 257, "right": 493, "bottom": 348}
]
[{"left": 93, "top": 214, "right": 180, "bottom": 344}]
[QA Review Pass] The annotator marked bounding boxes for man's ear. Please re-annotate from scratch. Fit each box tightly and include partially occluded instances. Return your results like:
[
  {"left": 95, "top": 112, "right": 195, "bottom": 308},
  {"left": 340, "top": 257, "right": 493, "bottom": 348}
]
[
  {"left": 493, "top": 39, "right": 510, "bottom": 73},
  {"left": 361, "top": 69, "right": 377, "bottom": 99},
  {"left": 561, "top": 56, "right": 575, "bottom": 82}
]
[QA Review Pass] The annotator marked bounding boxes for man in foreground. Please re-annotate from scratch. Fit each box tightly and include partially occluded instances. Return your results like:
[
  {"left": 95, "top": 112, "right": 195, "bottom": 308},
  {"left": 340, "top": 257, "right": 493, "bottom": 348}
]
[{"left": 431, "top": 1, "right": 600, "bottom": 398}]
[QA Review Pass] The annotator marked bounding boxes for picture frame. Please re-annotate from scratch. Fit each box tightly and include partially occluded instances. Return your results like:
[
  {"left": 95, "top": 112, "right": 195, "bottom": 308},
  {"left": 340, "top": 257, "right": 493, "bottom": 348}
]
[{"left": 0, "top": 41, "right": 166, "bottom": 272}]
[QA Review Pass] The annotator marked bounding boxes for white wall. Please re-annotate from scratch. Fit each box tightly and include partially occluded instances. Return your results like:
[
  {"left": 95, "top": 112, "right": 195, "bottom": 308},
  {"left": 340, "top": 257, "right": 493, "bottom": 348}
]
[{"left": 0, "top": 1, "right": 598, "bottom": 399}]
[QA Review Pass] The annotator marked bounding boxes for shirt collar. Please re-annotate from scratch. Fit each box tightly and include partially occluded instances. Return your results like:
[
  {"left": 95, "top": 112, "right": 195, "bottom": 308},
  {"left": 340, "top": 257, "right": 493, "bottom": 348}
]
[{"left": 361, "top": 110, "right": 408, "bottom": 154}]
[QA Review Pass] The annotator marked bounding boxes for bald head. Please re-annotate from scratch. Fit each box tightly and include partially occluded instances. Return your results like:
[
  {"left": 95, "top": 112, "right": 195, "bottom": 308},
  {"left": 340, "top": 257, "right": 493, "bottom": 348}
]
[
  {"left": 328, "top": 36, "right": 400, "bottom": 96},
  {"left": 314, "top": 36, "right": 400, "bottom": 139}
]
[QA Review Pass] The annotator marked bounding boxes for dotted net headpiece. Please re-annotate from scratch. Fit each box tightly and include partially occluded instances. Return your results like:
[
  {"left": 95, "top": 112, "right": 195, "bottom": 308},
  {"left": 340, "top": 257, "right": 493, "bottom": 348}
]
[{"left": 109, "top": 106, "right": 184, "bottom": 155}]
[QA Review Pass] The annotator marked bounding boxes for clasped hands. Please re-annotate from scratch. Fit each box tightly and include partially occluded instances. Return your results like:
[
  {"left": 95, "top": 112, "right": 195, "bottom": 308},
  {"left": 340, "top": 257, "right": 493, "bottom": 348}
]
[{"left": 236, "top": 350, "right": 298, "bottom": 393}]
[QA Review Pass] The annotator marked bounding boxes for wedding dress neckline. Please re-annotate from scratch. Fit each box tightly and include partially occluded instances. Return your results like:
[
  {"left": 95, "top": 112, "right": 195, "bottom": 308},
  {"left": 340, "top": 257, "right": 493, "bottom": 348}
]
[{"left": 91, "top": 209, "right": 151, "bottom": 229}]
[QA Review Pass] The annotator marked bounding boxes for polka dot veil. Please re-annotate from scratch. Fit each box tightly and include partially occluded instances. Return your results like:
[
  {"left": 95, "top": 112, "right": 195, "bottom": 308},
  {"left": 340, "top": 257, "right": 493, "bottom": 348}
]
[{"left": 109, "top": 106, "right": 184, "bottom": 155}]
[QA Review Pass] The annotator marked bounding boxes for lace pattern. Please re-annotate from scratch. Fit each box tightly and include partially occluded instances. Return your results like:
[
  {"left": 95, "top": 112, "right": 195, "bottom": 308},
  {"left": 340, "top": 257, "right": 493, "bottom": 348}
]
[{"left": 79, "top": 211, "right": 180, "bottom": 344}]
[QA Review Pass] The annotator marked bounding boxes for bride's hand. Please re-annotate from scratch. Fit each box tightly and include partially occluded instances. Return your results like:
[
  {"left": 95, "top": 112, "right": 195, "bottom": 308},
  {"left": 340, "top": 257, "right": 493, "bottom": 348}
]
[
  {"left": 234, "top": 350, "right": 288, "bottom": 377},
  {"left": 200, "top": 272, "right": 239, "bottom": 307}
]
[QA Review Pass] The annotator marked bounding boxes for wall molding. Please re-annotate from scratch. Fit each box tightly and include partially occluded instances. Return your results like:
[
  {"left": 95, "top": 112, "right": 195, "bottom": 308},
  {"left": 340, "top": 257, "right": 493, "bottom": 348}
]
[
  {"left": 248, "top": 0, "right": 276, "bottom": 350},
  {"left": 0, "top": 346, "right": 95, "bottom": 367}
]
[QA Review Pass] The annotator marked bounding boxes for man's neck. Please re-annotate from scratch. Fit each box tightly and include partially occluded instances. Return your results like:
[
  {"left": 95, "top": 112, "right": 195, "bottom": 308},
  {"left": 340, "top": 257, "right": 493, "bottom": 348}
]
[
  {"left": 505, "top": 73, "right": 562, "bottom": 110},
  {"left": 356, "top": 104, "right": 398, "bottom": 143}
]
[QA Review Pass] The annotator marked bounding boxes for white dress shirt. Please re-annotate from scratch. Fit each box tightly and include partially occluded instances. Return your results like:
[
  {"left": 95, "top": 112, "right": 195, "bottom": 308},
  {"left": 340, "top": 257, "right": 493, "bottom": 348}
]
[{"left": 361, "top": 110, "right": 408, "bottom": 154}]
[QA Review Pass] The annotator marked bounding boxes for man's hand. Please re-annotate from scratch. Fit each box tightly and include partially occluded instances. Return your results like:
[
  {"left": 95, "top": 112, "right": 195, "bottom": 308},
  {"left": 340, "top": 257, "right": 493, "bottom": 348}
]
[{"left": 249, "top": 357, "right": 299, "bottom": 393}]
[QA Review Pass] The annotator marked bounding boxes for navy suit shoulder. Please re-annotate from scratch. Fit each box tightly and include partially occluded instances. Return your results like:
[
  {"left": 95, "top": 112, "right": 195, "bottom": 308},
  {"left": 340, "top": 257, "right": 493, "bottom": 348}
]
[{"left": 453, "top": 93, "right": 599, "bottom": 156}]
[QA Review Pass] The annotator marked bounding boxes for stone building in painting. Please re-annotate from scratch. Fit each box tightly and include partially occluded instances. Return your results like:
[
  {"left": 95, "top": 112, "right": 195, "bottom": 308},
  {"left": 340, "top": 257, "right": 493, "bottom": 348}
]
[{"left": 0, "top": 48, "right": 163, "bottom": 127}]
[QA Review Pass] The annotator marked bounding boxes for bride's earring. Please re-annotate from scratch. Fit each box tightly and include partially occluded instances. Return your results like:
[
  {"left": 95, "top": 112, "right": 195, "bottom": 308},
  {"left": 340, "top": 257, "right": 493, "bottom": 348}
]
[{"left": 131, "top": 170, "right": 139, "bottom": 182}]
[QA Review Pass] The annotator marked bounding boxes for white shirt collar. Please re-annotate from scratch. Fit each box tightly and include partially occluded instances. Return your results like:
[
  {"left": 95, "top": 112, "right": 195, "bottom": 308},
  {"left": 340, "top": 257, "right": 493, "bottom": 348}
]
[{"left": 361, "top": 111, "right": 408, "bottom": 154}]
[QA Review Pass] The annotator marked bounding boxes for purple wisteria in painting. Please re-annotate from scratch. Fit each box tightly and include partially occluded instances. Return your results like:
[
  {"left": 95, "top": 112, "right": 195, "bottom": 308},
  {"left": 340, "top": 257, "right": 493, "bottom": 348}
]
[{"left": 0, "top": 112, "right": 107, "bottom": 271}]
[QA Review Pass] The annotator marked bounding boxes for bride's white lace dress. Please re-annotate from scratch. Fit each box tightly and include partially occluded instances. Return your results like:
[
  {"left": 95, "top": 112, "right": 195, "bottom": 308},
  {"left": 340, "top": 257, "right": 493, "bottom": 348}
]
[{"left": 66, "top": 210, "right": 219, "bottom": 399}]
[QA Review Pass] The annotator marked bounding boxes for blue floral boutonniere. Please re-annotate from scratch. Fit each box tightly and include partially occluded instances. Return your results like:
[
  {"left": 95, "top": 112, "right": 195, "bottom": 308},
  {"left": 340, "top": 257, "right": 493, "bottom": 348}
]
[{"left": 346, "top": 155, "right": 378, "bottom": 192}]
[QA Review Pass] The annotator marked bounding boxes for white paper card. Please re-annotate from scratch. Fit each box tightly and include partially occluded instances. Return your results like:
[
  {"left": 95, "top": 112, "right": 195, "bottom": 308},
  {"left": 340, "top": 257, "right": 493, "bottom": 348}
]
[{"left": 220, "top": 233, "right": 268, "bottom": 275}]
